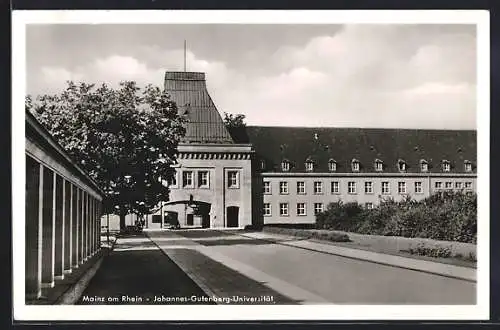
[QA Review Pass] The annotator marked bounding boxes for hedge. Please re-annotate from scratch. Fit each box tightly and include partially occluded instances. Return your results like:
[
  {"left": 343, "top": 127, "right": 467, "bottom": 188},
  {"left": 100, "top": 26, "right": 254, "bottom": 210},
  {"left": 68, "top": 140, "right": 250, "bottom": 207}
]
[{"left": 315, "top": 191, "right": 477, "bottom": 244}]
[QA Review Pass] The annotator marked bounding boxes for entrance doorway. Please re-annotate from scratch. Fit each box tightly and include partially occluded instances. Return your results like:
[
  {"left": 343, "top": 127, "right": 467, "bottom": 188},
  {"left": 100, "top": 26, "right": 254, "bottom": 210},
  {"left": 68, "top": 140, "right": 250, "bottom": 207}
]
[
  {"left": 186, "top": 214, "right": 194, "bottom": 226},
  {"left": 227, "top": 206, "right": 239, "bottom": 228}
]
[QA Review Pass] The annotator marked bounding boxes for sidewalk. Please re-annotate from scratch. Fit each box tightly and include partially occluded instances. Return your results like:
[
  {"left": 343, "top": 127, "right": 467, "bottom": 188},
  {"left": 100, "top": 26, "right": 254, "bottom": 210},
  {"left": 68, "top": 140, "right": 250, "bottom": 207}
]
[
  {"left": 77, "top": 233, "right": 212, "bottom": 305},
  {"left": 237, "top": 231, "right": 476, "bottom": 282}
]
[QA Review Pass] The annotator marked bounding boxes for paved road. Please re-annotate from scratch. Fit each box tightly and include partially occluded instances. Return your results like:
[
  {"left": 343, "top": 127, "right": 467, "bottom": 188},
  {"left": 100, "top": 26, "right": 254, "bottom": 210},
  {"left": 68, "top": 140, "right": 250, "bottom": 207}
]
[{"left": 150, "top": 230, "right": 476, "bottom": 305}]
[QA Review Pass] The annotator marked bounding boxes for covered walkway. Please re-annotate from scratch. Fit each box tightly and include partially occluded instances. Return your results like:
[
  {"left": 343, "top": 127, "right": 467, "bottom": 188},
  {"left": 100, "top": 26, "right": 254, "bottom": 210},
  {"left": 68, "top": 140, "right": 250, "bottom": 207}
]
[{"left": 25, "top": 111, "right": 105, "bottom": 302}]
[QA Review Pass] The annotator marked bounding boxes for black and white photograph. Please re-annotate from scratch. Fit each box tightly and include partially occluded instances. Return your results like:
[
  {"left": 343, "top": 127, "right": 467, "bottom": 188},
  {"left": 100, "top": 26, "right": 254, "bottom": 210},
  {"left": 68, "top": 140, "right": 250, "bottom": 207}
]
[{"left": 13, "top": 10, "right": 490, "bottom": 321}]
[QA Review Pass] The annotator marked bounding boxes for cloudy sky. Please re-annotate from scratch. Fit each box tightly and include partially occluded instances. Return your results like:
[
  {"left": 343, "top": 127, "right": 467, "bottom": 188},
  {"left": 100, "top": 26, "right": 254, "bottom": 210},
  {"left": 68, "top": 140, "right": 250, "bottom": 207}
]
[{"left": 26, "top": 24, "right": 477, "bottom": 129}]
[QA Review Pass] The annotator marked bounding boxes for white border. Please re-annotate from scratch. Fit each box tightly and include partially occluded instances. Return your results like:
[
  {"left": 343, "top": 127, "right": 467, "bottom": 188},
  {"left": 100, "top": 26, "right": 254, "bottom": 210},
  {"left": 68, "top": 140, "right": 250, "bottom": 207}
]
[{"left": 12, "top": 10, "right": 490, "bottom": 321}]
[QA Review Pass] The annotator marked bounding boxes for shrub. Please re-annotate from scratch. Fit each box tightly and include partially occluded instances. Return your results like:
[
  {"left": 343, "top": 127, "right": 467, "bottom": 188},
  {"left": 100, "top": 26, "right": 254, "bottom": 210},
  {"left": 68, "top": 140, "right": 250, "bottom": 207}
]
[
  {"left": 407, "top": 243, "right": 453, "bottom": 258},
  {"left": 314, "top": 191, "right": 477, "bottom": 243}
]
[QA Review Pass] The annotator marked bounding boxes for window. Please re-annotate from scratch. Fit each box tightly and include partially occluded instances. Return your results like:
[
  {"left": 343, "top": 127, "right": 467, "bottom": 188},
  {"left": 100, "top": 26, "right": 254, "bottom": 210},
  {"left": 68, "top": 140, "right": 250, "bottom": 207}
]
[
  {"left": 420, "top": 160, "right": 428, "bottom": 172},
  {"left": 331, "top": 181, "right": 340, "bottom": 194},
  {"left": 182, "top": 171, "right": 193, "bottom": 188},
  {"left": 435, "top": 182, "right": 442, "bottom": 189},
  {"left": 314, "top": 181, "right": 323, "bottom": 194},
  {"left": 398, "top": 160, "right": 406, "bottom": 172},
  {"left": 455, "top": 182, "right": 463, "bottom": 189},
  {"left": 351, "top": 159, "right": 360, "bottom": 172},
  {"left": 442, "top": 160, "right": 451, "bottom": 172},
  {"left": 314, "top": 203, "right": 324, "bottom": 215},
  {"left": 414, "top": 181, "right": 423, "bottom": 194},
  {"left": 465, "top": 182, "right": 472, "bottom": 189},
  {"left": 279, "top": 203, "right": 289, "bottom": 216},
  {"left": 381, "top": 182, "right": 390, "bottom": 194},
  {"left": 297, "top": 203, "right": 306, "bottom": 216},
  {"left": 328, "top": 160, "right": 337, "bottom": 172},
  {"left": 297, "top": 182, "right": 306, "bottom": 195},
  {"left": 227, "top": 171, "right": 239, "bottom": 188},
  {"left": 198, "top": 171, "right": 209, "bottom": 188},
  {"left": 168, "top": 172, "right": 178, "bottom": 188},
  {"left": 305, "top": 161, "right": 314, "bottom": 172},
  {"left": 348, "top": 181, "right": 356, "bottom": 194},
  {"left": 365, "top": 202, "right": 374, "bottom": 210},
  {"left": 263, "top": 203, "right": 271, "bottom": 216},
  {"left": 398, "top": 182, "right": 407, "bottom": 194},
  {"left": 445, "top": 182, "right": 453, "bottom": 189},
  {"left": 281, "top": 160, "right": 290, "bottom": 172},
  {"left": 375, "top": 160, "right": 383, "bottom": 172},
  {"left": 464, "top": 161, "right": 472, "bottom": 172},
  {"left": 365, "top": 181, "right": 373, "bottom": 194},
  {"left": 279, "top": 181, "right": 289, "bottom": 194},
  {"left": 263, "top": 181, "right": 271, "bottom": 194}
]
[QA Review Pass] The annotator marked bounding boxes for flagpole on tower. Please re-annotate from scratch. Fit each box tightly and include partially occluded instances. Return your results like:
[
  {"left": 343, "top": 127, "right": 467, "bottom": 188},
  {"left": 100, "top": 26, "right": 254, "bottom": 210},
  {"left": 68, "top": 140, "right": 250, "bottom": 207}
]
[{"left": 184, "top": 40, "right": 187, "bottom": 72}]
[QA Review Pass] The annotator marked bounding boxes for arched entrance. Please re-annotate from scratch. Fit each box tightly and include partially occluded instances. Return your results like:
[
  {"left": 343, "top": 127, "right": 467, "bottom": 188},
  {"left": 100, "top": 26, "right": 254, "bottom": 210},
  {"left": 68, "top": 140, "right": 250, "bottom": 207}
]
[
  {"left": 162, "top": 198, "right": 211, "bottom": 229},
  {"left": 227, "top": 206, "right": 239, "bottom": 228}
]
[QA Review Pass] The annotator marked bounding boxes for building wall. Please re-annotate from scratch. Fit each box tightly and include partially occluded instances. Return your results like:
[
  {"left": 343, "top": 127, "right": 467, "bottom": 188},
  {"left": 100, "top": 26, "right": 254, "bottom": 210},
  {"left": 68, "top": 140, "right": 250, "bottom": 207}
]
[
  {"left": 259, "top": 173, "right": 477, "bottom": 225},
  {"left": 148, "top": 144, "right": 254, "bottom": 229}
]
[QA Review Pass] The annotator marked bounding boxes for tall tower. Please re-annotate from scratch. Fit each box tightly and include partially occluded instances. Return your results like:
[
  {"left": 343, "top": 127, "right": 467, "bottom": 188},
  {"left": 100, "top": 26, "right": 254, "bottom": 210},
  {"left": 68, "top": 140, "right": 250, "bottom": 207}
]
[{"left": 152, "top": 71, "right": 254, "bottom": 229}]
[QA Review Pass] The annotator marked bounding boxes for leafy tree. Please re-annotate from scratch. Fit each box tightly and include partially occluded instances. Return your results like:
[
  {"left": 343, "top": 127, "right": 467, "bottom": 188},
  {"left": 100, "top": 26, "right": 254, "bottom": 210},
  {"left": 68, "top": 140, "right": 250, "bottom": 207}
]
[
  {"left": 26, "top": 81, "right": 186, "bottom": 230},
  {"left": 223, "top": 112, "right": 248, "bottom": 143}
]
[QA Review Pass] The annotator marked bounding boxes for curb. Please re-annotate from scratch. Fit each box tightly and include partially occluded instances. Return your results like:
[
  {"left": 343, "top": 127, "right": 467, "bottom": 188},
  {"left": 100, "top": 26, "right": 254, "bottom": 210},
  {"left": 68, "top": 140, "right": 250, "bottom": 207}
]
[{"left": 55, "top": 239, "right": 117, "bottom": 305}]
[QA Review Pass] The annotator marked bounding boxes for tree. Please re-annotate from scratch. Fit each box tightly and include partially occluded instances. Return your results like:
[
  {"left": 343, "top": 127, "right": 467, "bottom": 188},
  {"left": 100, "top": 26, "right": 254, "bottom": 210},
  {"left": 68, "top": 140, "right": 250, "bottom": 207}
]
[
  {"left": 223, "top": 112, "right": 248, "bottom": 143},
  {"left": 26, "top": 81, "right": 187, "bottom": 230}
]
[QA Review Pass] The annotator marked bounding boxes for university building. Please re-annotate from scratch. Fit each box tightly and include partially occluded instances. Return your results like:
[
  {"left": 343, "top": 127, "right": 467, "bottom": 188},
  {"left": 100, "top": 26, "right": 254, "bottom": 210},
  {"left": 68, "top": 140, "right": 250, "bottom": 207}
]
[{"left": 144, "top": 71, "right": 477, "bottom": 229}]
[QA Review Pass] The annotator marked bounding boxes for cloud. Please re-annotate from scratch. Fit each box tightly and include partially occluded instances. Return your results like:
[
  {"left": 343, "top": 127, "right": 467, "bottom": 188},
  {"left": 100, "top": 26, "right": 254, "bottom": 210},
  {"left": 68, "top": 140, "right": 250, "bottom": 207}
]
[{"left": 27, "top": 24, "right": 477, "bottom": 129}]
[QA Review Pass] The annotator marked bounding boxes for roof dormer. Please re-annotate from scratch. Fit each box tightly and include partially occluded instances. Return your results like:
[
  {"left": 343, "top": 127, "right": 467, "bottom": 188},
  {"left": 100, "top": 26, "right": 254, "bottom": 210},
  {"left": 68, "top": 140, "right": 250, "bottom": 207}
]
[
  {"left": 328, "top": 159, "right": 337, "bottom": 172},
  {"left": 464, "top": 160, "right": 472, "bottom": 172},
  {"left": 442, "top": 160, "right": 451, "bottom": 172},
  {"left": 351, "top": 158, "right": 360, "bottom": 172},
  {"left": 281, "top": 159, "right": 290, "bottom": 172},
  {"left": 305, "top": 157, "right": 314, "bottom": 172},
  {"left": 420, "top": 159, "right": 428, "bottom": 172},
  {"left": 374, "top": 159, "right": 383, "bottom": 172},
  {"left": 397, "top": 159, "right": 407, "bottom": 172}
]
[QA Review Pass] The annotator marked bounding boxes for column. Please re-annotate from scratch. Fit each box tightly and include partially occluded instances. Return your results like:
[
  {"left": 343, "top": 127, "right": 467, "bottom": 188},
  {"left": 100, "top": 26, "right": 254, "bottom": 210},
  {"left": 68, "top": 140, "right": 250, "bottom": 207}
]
[
  {"left": 89, "top": 196, "right": 94, "bottom": 256},
  {"left": 72, "top": 187, "right": 79, "bottom": 269},
  {"left": 96, "top": 200, "right": 101, "bottom": 252},
  {"left": 63, "top": 180, "right": 72, "bottom": 274},
  {"left": 85, "top": 192, "right": 90, "bottom": 259},
  {"left": 87, "top": 194, "right": 92, "bottom": 257},
  {"left": 54, "top": 174, "right": 64, "bottom": 280},
  {"left": 79, "top": 190, "right": 85, "bottom": 264},
  {"left": 25, "top": 156, "right": 43, "bottom": 299},
  {"left": 41, "top": 167, "right": 55, "bottom": 288}
]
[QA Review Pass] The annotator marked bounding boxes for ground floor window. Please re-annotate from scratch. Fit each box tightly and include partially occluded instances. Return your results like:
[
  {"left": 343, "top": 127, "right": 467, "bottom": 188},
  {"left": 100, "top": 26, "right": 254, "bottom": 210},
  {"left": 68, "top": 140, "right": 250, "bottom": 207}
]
[
  {"left": 263, "top": 203, "right": 271, "bottom": 216},
  {"left": 365, "top": 202, "right": 374, "bottom": 209},
  {"left": 331, "top": 181, "right": 339, "bottom": 194},
  {"left": 314, "top": 203, "right": 323, "bottom": 215},
  {"left": 414, "top": 181, "right": 423, "bottom": 194},
  {"left": 279, "top": 203, "right": 289, "bottom": 216},
  {"left": 381, "top": 181, "right": 390, "bottom": 194},
  {"left": 398, "top": 182, "right": 407, "bottom": 194},
  {"left": 296, "top": 203, "right": 306, "bottom": 216},
  {"left": 348, "top": 181, "right": 356, "bottom": 194}
]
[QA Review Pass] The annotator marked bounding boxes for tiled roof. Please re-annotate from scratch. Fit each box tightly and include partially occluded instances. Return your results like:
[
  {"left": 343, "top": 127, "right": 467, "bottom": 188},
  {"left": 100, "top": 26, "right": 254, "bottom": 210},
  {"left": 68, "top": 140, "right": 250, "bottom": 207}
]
[
  {"left": 164, "top": 72, "right": 234, "bottom": 144},
  {"left": 239, "top": 126, "right": 476, "bottom": 174}
]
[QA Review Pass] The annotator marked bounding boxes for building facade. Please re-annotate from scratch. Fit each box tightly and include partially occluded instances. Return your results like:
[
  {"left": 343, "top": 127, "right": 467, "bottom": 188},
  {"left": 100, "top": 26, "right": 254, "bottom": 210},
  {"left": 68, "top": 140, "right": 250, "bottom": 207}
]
[{"left": 145, "top": 71, "right": 477, "bottom": 229}]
